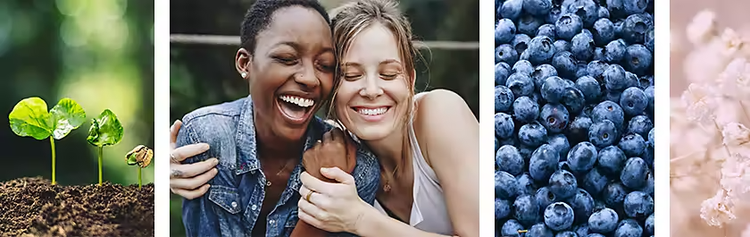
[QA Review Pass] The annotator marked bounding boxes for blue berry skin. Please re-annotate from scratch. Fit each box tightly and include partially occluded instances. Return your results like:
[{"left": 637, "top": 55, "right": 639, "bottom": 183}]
[
  {"left": 620, "top": 157, "right": 649, "bottom": 189},
  {"left": 614, "top": 219, "right": 643, "bottom": 237},
  {"left": 582, "top": 168, "right": 608, "bottom": 195},
  {"left": 638, "top": 75, "right": 653, "bottom": 89},
  {"left": 562, "top": 87, "right": 586, "bottom": 115},
  {"left": 496, "top": 44, "right": 520, "bottom": 65},
  {"left": 495, "top": 112, "right": 515, "bottom": 139},
  {"left": 512, "top": 34, "right": 532, "bottom": 54},
  {"left": 546, "top": 7, "right": 564, "bottom": 23},
  {"left": 603, "top": 182, "right": 628, "bottom": 208},
  {"left": 623, "top": 0, "right": 648, "bottom": 15},
  {"left": 627, "top": 115, "right": 652, "bottom": 139},
  {"left": 604, "top": 39, "right": 627, "bottom": 64},
  {"left": 598, "top": 6, "right": 610, "bottom": 18},
  {"left": 592, "top": 18, "right": 615, "bottom": 46},
  {"left": 645, "top": 85, "right": 654, "bottom": 113},
  {"left": 604, "top": 91, "right": 622, "bottom": 105},
  {"left": 567, "top": 142, "right": 598, "bottom": 173},
  {"left": 496, "top": 62, "right": 512, "bottom": 85},
  {"left": 576, "top": 63, "right": 591, "bottom": 79},
  {"left": 496, "top": 170, "right": 521, "bottom": 199},
  {"left": 529, "top": 223, "right": 554, "bottom": 237},
  {"left": 501, "top": 0, "right": 524, "bottom": 21},
  {"left": 496, "top": 85, "right": 515, "bottom": 112},
  {"left": 645, "top": 214, "right": 654, "bottom": 235},
  {"left": 532, "top": 64, "right": 558, "bottom": 90},
  {"left": 525, "top": 36, "right": 557, "bottom": 65},
  {"left": 623, "top": 44, "right": 652, "bottom": 76},
  {"left": 496, "top": 198, "right": 511, "bottom": 219},
  {"left": 567, "top": 116, "right": 593, "bottom": 144},
  {"left": 544, "top": 202, "right": 576, "bottom": 231},
  {"left": 529, "top": 144, "right": 560, "bottom": 182},
  {"left": 623, "top": 191, "right": 654, "bottom": 218},
  {"left": 514, "top": 194, "right": 540, "bottom": 226},
  {"left": 647, "top": 127, "right": 654, "bottom": 145},
  {"left": 513, "top": 96, "right": 540, "bottom": 123},
  {"left": 497, "top": 145, "right": 525, "bottom": 176},
  {"left": 597, "top": 146, "right": 626, "bottom": 175},
  {"left": 587, "top": 234, "right": 605, "bottom": 237},
  {"left": 536, "top": 186, "right": 559, "bottom": 211},
  {"left": 618, "top": 133, "right": 646, "bottom": 157},
  {"left": 523, "top": 0, "right": 553, "bottom": 16},
  {"left": 606, "top": 0, "right": 626, "bottom": 19},
  {"left": 518, "top": 14, "right": 546, "bottom": 36},
  {"left": 552, "top": 51, "right": 579, "bottom": 79},
  {"left": 645, "top": 29, "right": 654, "bottom": 52},
  {"left": 519, "top": 146, "right": 535, "bottom": 162},
  {"left": 519, "top": 123, "right": 549, "bottom": 148},
  {"left": 542, "top": 76, "right": 567, "bottom": 103},
  {"left": 556, "top": 231, "right": 578, "bottom": 237},
  {"left": 540, "top": 106, "right": 568, "bottom": 133},
  {"left": 548, "top": 134, "right": 571, "bottom": 158},
  {"left": 571, "top": 32, "right": 596, "bottom": 61},
  {"left": 589, "top": 120, "right": 619, "bottom": 148},
  {"left": 576, "top": 76, "right": 602, "bottom": 103},
  {"left": 586, "top": 60, "right": 608, "bottom": 82},
  {"left": 501, "top": 219, "right": 525, "bottom": 237},
  {"left": 603, "top": 64, "right": 628, "bottom": 92},
  {"left": 513, "top": 60, "right": 535, "bottom": 75},
  {"left": 588, "top": 208, "right": 619, "bottom": 234},
  {"left": 500, "top": 137, "right": 518, "bottom": 147},
  {"left": 563, "top": 0, "right": 598, "bottom": 27},
  {"left": 496, "top": 19, "right": 516, "bottom": 45},
  {"left": 549, "top": 170, "right": 578, "bottom": 199},
  {"left": 593, "top": 47, "right": 607, "bottom": 62},
  {"left": 566, "top": 188, "right": 595, "bottom": 224},
  {"left": 592, "top": 100, "right": 625, "bottom": 128},
  {"left": 517, "top": 172, "right": 537, "bottom": 195},
  {"left": 507, "top": 73, "right": 535, "bottom": 98},
  {"left": 554, "top": 40, "right": 572, "bottom": 53},
  {"left": 537, "top": 24, "right": 557, "bottom": 39},
  {"left": 614, "top": 20, "right": 625, "bottom": 37},
  {"left": 575, "top": 224, "right": 590, "bottom": 236},
  {"left": 622, "top": 14, "right": 651, "bottom": 44},
  {"left": 555, "top": 13, "right": 583, "bottom": 41}
]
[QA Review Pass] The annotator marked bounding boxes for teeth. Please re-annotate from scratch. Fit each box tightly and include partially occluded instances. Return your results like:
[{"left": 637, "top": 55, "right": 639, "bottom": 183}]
[
  {"left": 358, "top": 107, "right": 387, "bottom": 116},
  {"left": 279, "top": 95, "right": 314, "bottom": 107}
]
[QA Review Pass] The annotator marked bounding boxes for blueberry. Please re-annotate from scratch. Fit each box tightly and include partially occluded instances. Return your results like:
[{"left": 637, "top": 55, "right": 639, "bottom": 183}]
[
  {"left": 524, "top": 36, "right": 556, "bottom": 65},
  {"left": 623, "top": 0, "right": 648, "bottom": 15},
  {"left": 576, "top": 63, "right": 591, "bottom": 78},
  {"left": 623, "top": 191, "right": 653, "bottom": 218},
  {"left": 501, "top": 0, "right": 524, "bottom": 21},
  {"left": 496, "top": 19, "right": 517, "bottom": 45},
  {"left": 528, "top": 223, "right": 554, "bottom": 237},
  {"left": 536, "top": 186, "right": 559, "bottom": 211},
  {"left": 567, "top": 116, "right": 593, "bottom": 143},
  {"left": 598, "top": 6, "right": 610, "bottom": 18},
  {"left": 647, "top": 127, "right": 654, "bottom": 145},
  {"left": 519, "top": 122, "right": 548, "bottom": 147},
  {"left": 645, "top": 214, "right": 654, "bottom": 235},
  {"left": 501, "top": 219, "right": 525, "bottom": 237},
  {"left": 513, "top": 96, "right": 540, "bottom": 123},
  {"left": 576, "top": 76, "right": 602, "bottom": 103},
  {"left": 554, "top": 40, "right": 572, "bottom": 53},
  {"left": 507, "top": 73, "right": 535, "bottom": 98},
  {"left": 606, "top": 0, "right": 626, "bottom": 19},
  {"left": 593, "top": 47, "right": 606, "bottom": 61},
  {"left": 567, "top": 141, "right": 598, "bottom": 173},
  {"left": 537, "top": 24, "right": 557, "bottom": 39},
  {"left": 544, "top": 202, "right": 576, "bottom": 231},
  {"left": 523, "top": 0, "right": 554, "bottom": 16},
  {"left": 547, "top": 7, "right": 564, "bottom": 24},
  {"left": 549, "top": 170, "right": 578, "bottom": 199},
  {"left": 497, "top": 44, "right": 520, "bottom": 65},
  {"left": 622, "top": 14, "right": 650, "bottom": 44},
  {"left": 575, "top": 224, "right": 590, "bottom": 236},
  {"left": 587, "top": 234, "right": 606, "bottom": 237},
  {"left": 620, "top": 157, "right": 649, "bottom": 189},
  {"left": 512, "top": 34, "right": 532, "bottom": 54},
  {"left": 597, "top": 146, "right": 626, "bottom": 175},
  {"left": 542, "top": 76, "right": 568, "bottom": 103},
  {"left": 589, "top": 120, "right": 619, "bottom": 148},
  {"left": 532, "top": 64, "right": 558, "bottom": 90},
  {"left": 497, "top": 145, "right": 525, "bottom": 176},
  {"left": 563, "top": 0, "right": 598, "bottom": 27},
  {"left": 496, "top": 170, "right": 521, "bottom": 199},
  {"left": 571, "top": 32, "right": 596, "bottom": 61},
  {"left": 592, "top": 100, "right": 625, "bottom": 128},
  {"left": 529, "top": 144, "right": 560, "bottom": 182},
  {"left": 513, "top": 60, "right": 535, "bottom": 75},
  {"left": 618, "top": 133, "right": 646, "bottom": 157},
  {"left": 495, "top": 112, "right": 515, "bottom": 139},
  {"left": 496, "top": 62, "right": 512, "bottom": 85},
  {"left": 582, "top": 168, "right": 608, "bottom": 195},
  {"left": 517, "top": 172, "right": 537, "bottom": 195},
  {"left": 566, "top": 188, "right": 595, "bottom": 224},
  {"left": 561, "top": 87, "right": 586, "bottom": 115},
  {"left": 496, "top": 198, "right": 512, "bottom": 219},
  {"left": 603, "top": 64, "right": 628, "bottom": 92},
  {"left": 496, "top": 86, "right": 515, "bottom": 112},
  {"left": 645, "top": 29, "right": 654, "bottom": 52},
  {"left": 638, "top": 75, "right": 653, "bottom": 89},
  {"left": 604, "top": 91, "right": 622, "bottom": 104},
  {"left": 645, "top": 85, "right": 654, "bottom": 112},
  {"left": 555, "top": 14, "right": 583, "bottom": 40},
  {"left": 518, "top": 14, "right": 545, "bottom": 36},
  {"left": 614, "top": 219, "right": 643, "bottom": 237},
  {"left": 552, "top": 51, "right": 578, "bottom": 79},
  {"left": 514, "top": 194, "right": 540, "bottom": 226},
  {"left": 602, "top": 182, "right": 628, "bottom": 208},
  {"left": 603, "top": 39, "right": 627, "bottom": 63},
  {"left": 591, "top": 18, "right": 615, "bottom": 47},
  {"left": 623, "top": 44, "right": 652, "bottom": 75},
  {"left": 548, "top": 134, "right": 571, "bottom": 158},
  {"left": 614, "top": 20, "right": 625, "bottom": 37},
  {"left": 588, "top": 208, "right": 619, "bottom": 233},
  {"left": 555, "top": 231, "right": 578, "bottom": 237}
]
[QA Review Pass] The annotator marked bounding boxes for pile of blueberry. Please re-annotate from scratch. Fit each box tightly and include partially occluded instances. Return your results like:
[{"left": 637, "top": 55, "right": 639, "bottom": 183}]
[{"left": 494, "top": 0, "right": 655, "bottom": 236}]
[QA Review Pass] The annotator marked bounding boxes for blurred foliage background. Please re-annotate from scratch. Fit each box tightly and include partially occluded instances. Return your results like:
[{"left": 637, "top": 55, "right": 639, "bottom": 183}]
[
  {"left": 0, "top": 1, "right": 154, "bottom": 186},
  {"left": 170, "top": 0, "right": 477, "bottom": 235}
]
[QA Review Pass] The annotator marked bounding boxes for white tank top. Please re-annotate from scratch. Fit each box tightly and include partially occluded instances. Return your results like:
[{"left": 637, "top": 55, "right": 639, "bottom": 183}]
[{"left": 372, "top": 92, "right": 454, "bottom": 235}]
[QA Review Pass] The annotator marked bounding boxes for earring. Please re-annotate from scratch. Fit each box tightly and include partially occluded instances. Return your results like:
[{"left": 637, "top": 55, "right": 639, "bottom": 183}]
[{"left": 241, "top": 72, "right": 247, "bottom": 78}]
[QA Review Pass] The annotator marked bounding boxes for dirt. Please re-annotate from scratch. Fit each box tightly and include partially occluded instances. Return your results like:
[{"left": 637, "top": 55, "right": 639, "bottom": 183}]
[{"left": 0, "top": 177, "right": 154, "bottom": 237}]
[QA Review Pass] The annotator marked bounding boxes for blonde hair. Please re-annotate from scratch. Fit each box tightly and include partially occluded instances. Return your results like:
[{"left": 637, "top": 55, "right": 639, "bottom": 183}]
[{"left": 327, "top": 0, "right": 422, "bottom": 178}]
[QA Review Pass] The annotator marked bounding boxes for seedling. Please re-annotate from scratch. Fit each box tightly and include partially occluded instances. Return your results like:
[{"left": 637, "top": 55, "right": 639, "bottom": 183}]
[
  {"left": 86, "top": 109, "right": 124, "bottom": 185},
  {"left": 9, "top": 97, "right": 86, "bottom": 185},
  {"left": 126, "top": 145, "right": 152, "bottom": 189}
]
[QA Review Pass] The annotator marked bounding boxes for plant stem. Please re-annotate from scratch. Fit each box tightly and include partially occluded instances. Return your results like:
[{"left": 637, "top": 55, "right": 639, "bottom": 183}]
[
  {"left": 98, "top": 145, "right": 103, "bottom": 185},
  {"left": 138, "top": 167, "right": 142, "bottom": 189},
  {"left": 49, "top": 137, "right": 56, "bottom": 185}
]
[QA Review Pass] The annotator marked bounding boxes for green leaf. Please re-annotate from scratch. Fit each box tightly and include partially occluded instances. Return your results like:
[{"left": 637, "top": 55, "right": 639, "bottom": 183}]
[
  {"left": 86, "top": 109, "right": 124, "bottom": 147},
  {"left": 49, "top": 98, "right": 86, "bottom": 140},
  {"left": 8, "top": 97, "right": 53, "bottom": 140}
]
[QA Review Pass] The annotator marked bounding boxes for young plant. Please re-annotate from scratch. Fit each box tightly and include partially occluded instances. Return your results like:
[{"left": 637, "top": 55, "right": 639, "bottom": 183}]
[
  {"left": 86, "top": 109, "right": 124, "bottom": 185},
  {"left": 126, "top": 145, "right": 153, "bottom": 189},
  {"left": 9, "top": 97, "right": 86, "bottom": 185}
]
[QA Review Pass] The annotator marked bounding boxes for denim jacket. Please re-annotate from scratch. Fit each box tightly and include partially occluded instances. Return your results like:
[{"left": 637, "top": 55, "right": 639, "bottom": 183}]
[{"left": 177, "top": 96, "right": 381, "bottom": 237}]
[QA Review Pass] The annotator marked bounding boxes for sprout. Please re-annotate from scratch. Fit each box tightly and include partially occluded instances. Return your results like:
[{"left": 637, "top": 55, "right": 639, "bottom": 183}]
[
  {"left": 9, "top": 97, "right": 86, "bottom": 185},
  {"left": 86, "top": 109, "right": 124, "bottom": 185},
  {"left": 126, "top": 145, "right": 152, "bottom": 189}
]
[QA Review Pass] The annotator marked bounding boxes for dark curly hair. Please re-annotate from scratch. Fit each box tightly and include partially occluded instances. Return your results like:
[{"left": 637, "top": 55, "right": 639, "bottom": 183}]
[{"left": 240, "top": 0, "right": 331, "bottom": 54}]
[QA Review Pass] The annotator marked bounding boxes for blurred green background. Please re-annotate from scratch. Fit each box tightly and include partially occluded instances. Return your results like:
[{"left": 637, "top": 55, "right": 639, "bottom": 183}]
[
  {"left": 0, "top": 0, "right": 154, "bottom": 186},
  {"left": 170, "top": 0, "right": 477, "bottom": 235}
]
